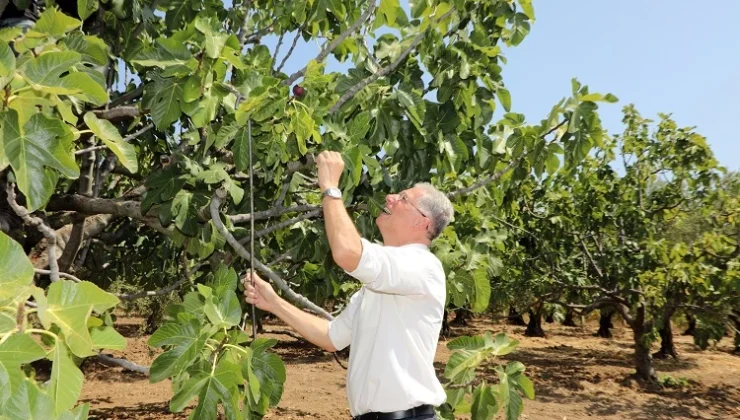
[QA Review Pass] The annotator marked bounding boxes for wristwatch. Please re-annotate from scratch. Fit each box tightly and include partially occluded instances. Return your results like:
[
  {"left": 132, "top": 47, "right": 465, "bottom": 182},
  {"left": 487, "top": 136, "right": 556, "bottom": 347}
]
[{"left": 321, "top": 187, "right": 342, "bottom": 200}]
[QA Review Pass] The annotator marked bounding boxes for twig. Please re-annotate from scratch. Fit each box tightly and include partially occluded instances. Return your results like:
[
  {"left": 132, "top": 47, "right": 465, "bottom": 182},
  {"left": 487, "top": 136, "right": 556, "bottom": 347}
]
[
  {"left": 93, "top": 106, "right": 142, "bottom": 121},
  {"left": 132, "top": 0, "right": 159, "bottom": 39},
  {"left": 109, "top": 86, "right": 145, "bottom": 108},
  {"left": 235, "top": 0, "right": 253, "bottom": 45},
  {"left": 276, "top": 25, "right": 304, "bottom": 74},
  {"left": 118, "top": 257, "right": 200, "bottom": 300},
  {"left": 447, "top": 118, "right": 569, "bottom": 199},
  {"left": 328, "top": 7, "right": 455, "bottom": 113},
  {"left": 75, "top": 124, "right": 154, "bottom": 156},
  {"left": 6, "top": 184, "right": 60, "bottom": 282},
  {"left": 271, "top": 32, "right": 285, "bottom": 72},
  {"left": 210, "top": 188, "right": 333, "bottom": 320},
  {"left": 239, "top": 208, "right": 322, "bottom": 245},
  {"left": 283, "top": 0, "right": 377, "bottom": 87},
  {"left": 35, "top": 269, "right": 81, "bottom": 283},
  {"left": 243, "top": 16, "right": 281, "bottom": 44},
  {"left": 229, "top": 204, "right": 319, "bottom": 224},
  {"left": 96, "top": 353, "right": 150, "bottom": 374}
]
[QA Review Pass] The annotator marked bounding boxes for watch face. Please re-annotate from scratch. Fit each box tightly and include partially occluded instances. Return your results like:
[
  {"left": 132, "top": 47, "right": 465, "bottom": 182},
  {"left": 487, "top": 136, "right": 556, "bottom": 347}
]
[{"left": 324, "top": 188, "right": 341, "bottom": 198}]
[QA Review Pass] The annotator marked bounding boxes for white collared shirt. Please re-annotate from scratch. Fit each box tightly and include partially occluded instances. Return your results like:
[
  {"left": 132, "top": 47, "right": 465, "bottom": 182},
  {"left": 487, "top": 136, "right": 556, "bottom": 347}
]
[{"left": 328, "top": 238, "right": 447, "bottom": 416}]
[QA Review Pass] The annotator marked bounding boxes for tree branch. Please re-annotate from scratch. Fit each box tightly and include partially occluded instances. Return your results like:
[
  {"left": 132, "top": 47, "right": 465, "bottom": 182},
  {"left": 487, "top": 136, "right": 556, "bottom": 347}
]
[
  {"left": 46, "top": 195, "right": 171, "bottom": 236},
  {"left": 329, "top": 7, "right": 455, "bottom": 113},
  {"left": 284, "top": 0, "right": 378, "bottom": 87},
  {"left": 75, "top": 123, "right": 154, "bottom": 156},
  {"left": 210, "top": 188, "right": 333, "bottom": 320},
  {"left": 235, "top": 0, "right": 253, "bottom": 45},
  {"left": 93, "top": 106, "right": 142, "bottom": 121},
  {"left": 228, "top": 204, "right": 320, "bottom": 224},
  {"left": 96, "top": 353, "right": 150, "bottom": 374},
  {"left": 6, "top": 184, "right": 60, "bottom": 282},
  {"left": 239, "top": 208, "right": 322, "bottom": 245},
  {"left": 276, "top": 25, "right": 304, "bottom": 75},
  {"left": 132, "top": 0, "right": 159, "bottom": 39},
  {"left": 109, "top": 86, "right": 145, "bottom": 108},
  {"left": 35, "top": 269, "right": 81, "bottom": 283},
  {"left": 117, "top": 255, "right": 200, "bottom": 300}
]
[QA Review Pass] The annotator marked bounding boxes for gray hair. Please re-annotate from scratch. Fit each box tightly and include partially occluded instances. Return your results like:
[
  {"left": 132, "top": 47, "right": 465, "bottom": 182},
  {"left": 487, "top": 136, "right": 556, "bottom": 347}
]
[{"left": 414, "top": 182, "right": 454, "bottom": 240}]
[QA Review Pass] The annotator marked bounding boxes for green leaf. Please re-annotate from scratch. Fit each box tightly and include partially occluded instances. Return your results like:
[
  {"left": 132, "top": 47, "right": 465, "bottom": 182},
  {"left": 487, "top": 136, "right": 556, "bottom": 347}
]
[
  {"left": 77, "top": 0, "right": 99, "bottom": 20},
  {"left": 36, "top": 280, "right": 120, "bottom": 357},
  {"left": 83, "top": 113, "right": 138, "bottom": 173},
  {"left": 49, "top": 340, "right": 84, "bottom": 415},
  {"left": 184, "top": 359, "right": 241, "bottom": 419},
  {"left": 447, "top": 335, "right": 486, "bottom": 351},
  {"left": 0, "top": 231, "right": 34, "bottom": 304},
  {"left": 148, "top": 319, "right": 208, "bottom": 383},
  {"left": 292, "top": 106, "right": 314, "bottom": 155},
  {"left": 1, "top": 110, "right": 79, "bottom": 210},
  {"left": 210, "top": 264, "right": 238, "bottom": 298},
  {"left": 379, "top": 0, "right": 402, "bottom": 26},
  {"left": 251, "top": 342, "right": 286, "bottom": 408},
  {"left": 445, "top": 348, "right": 490, "bottom": 384},
  {"left": 471, "top": 267, "right": 491, "bottom": 313},
  {"left": 545, "top": 152, "right": 559, "bottom": 175},
  {"left": 203, "top": 290, "right": 242, "bottom": 329},
  {"left": 518, "top": 0, "right": 535, "bottom": 20},
  {"left": 20, "top": 51, "right": 83, "bottom": 94},
  {"left": 1, "top": 378, "right": 55, "bottom": 419},
  {"left": 497, "top": 88, "right": 512, "bottom": 112},
  {"left": 470, "top": 384, "right": 499, "bottom": 420},
  {"left": 33, "top": 7, "right": 82, "bottom": 37},
  {"left": 0, "top": 41, "right": 15, "bottom": 77},
  {"left": 516, "top": 375, "right": 535, "bottom": 399},
  {"left": 485, "top": 332, "right": 520, "bottom": 356},
  {"left": 89, "top": 326, "right": 127, "bottom": 350},
  {"left": 232, "top": 126, "right": 252, "bottom": 172},
  {"left": 58, "top": 403, "right": 90, "bottom": 420},
  {"left": 146, "top": 75, "right": 184, "bottom": 130},
  {"left": 347, "top": 111, "right": 371, "bottom": 142},
  {"left": 0, "top": 334, "right": 46, "bottom": 410}
]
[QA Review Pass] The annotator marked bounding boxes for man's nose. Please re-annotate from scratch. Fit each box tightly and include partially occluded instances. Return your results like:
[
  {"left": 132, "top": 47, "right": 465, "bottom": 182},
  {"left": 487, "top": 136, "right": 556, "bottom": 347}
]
[{"left": 386, "top": 194, "right": 399, "bottom": 206}]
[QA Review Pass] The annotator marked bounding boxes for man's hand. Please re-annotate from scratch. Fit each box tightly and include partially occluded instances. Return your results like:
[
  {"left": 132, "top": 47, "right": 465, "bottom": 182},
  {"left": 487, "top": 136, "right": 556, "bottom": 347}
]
[
  {"left": 317, "top": 151, "right": 344, "bottom": 191},
  {"left": 243, "top": 271, "right": 281, "bottom": 313}
]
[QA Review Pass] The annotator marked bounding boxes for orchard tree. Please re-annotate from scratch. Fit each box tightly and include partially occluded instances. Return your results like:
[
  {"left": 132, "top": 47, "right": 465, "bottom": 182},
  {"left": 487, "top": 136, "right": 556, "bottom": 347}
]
[
  {"left": 523, "top": 106, "right": 723, "bottom": 381},
  {"left": 0, "top": 0, "right": 619, "bottom": 417}
]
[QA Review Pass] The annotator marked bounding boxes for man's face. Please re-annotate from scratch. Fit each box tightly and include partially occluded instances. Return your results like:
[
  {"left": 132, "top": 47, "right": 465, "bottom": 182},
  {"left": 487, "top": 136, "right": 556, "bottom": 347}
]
[{"left": 376, "top": 187, "right": 430, "bottom": 240}]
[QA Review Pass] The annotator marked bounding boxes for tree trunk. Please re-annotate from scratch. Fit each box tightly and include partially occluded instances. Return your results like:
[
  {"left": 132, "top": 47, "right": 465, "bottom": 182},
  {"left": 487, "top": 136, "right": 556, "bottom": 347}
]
[
  {"left": 683, "top": 313, "right": 696, "bottom": 336},
  {"left": 441, "top": 309, "right": 450, "bottom": 337},
  {"left": 563, "top": 308, "right": 577, "bottom": 327},
  {"left": 597, "top": 309, "right": 614, "bottom": 338},
  {"left": 633, "top": 324, "right": 657, "bottom": 381},
  {"left": 732, "top": 314, "right": 740, "bottom": 355},
  {"left": 507, "top": 306, "right": 526, "bottom": 326},
  {"left": 451, "top": 308, "right": 470, "bottom": 327},
  {"left": 653, "top": 315, "right": 678, "bottom": 359},
  {"left": 524, "top": 310, "right": 546, "bottom": 337},
  {"left": 545, "top": 312, "right": 554, "bottom": 323}
]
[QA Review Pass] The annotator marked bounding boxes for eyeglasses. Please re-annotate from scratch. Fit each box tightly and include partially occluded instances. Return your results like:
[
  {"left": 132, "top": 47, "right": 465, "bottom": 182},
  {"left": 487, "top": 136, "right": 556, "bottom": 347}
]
[{"left": 399, "top": 193, "right": 427, "bottom": 218}]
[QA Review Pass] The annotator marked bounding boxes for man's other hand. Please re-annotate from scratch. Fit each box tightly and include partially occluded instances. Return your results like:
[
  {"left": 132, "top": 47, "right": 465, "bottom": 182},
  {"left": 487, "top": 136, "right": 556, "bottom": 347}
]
[
  {"left": 317, "top": 151, "right": 344, "bottom": 191},
  {"left": 243, "top": 271, "right": 280, "bottom": 313}
]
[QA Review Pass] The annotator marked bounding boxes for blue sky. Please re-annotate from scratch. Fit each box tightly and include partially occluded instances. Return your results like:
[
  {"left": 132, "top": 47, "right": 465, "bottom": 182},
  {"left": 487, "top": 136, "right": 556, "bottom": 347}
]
[{"left": 263, "top": 1, "right": 739, "bottom": 171}]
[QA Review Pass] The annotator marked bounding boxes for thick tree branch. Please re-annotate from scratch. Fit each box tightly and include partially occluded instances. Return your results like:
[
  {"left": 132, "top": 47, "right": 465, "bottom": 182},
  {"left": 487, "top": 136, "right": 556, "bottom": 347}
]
[
  {"left": 210, "top": 188, "right": 333, "bottom": 320},
  {"left": 46, "top": 195, "right": 171, "bottom": 236},
  {"left": 6, "top": 184, "right": 60, "bottom": 282},
  {"left": 329, "top": 7, "right": 455, "bottom": 113},
  {"left": 577, "top": 237, "right": 605, "bottom": 279},
  {"left": 60, "top": 142, "right": 95, "bottom": 271},
  {"left": 284, "top": 1, "right": 377, "bottom": 87},
  {"left": 96, "top": 353, "right": 150, "bottom": 374}
]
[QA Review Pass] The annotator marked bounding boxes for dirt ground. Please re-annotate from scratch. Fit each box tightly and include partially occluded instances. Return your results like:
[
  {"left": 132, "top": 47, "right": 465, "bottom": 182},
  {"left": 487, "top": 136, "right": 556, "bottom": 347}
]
[{"left": 79, "top": 316, "right": 740, "bottom": 420}]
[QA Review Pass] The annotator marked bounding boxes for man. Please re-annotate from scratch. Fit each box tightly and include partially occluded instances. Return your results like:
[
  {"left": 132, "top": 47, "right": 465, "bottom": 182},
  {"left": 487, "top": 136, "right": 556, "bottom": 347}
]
[{"left": 244, "top": 151, "right": 453, "bottom": 420}]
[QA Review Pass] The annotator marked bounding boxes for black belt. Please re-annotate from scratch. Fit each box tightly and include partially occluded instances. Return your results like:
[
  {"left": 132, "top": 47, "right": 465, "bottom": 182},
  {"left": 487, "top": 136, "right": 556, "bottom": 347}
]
[{"left": 353, "top": 404, "right": 435, "bottom": 420}]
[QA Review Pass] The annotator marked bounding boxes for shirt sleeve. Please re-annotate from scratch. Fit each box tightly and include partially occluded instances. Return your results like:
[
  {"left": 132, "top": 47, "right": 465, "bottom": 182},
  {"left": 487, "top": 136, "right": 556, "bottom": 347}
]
[
  {"left": 345, "top": 238, "right": 434, "bottom": 296},
  {"left": 327, "top": 289, "right": 363, "bottom": 351}
]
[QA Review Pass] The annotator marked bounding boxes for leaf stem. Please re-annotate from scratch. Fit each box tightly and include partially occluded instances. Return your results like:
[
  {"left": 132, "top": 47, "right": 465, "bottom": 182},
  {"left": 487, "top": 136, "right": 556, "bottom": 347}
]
[
  {"left": 25, "top": 328, "right": 59, "bottom": 342},
  {"left": 223, "top": 343, "right": 251, "bottom": 357}
]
